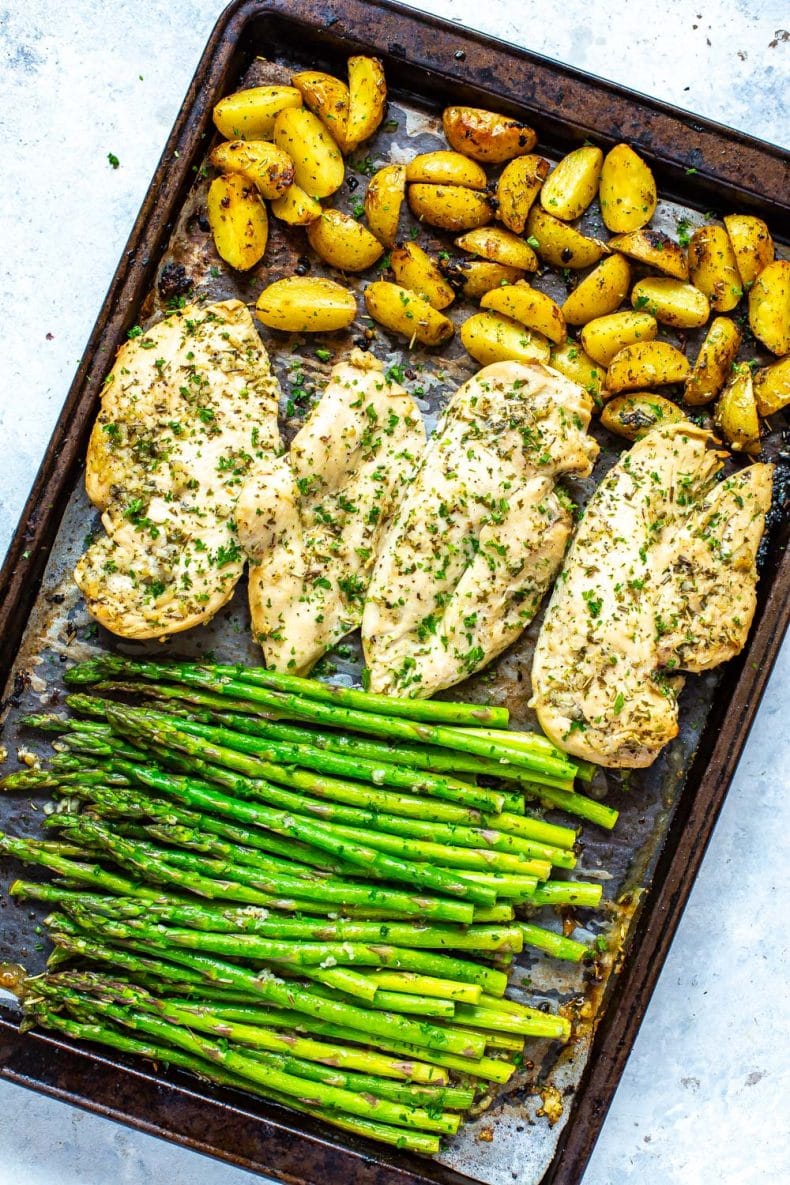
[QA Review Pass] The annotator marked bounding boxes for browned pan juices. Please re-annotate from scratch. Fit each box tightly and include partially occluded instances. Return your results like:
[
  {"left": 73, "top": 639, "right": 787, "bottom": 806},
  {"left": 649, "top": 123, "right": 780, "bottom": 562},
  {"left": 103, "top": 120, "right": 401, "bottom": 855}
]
[{"left": 0, "top": 3, "right": 788, "bottom": 1184}]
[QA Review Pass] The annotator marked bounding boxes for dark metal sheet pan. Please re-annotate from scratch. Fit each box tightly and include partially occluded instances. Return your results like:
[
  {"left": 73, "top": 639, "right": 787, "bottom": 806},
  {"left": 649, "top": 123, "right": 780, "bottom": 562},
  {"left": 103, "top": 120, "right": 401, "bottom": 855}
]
[{"left": 0, "top": 3, "right": 788, "bottom": 1184}]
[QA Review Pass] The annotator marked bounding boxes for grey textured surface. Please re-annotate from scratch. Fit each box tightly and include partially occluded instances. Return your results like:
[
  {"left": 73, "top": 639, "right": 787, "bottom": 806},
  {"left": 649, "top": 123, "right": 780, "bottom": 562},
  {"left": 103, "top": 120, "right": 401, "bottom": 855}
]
[{"left": 0, "top": 2, "right": 788, "bottom": 1184}]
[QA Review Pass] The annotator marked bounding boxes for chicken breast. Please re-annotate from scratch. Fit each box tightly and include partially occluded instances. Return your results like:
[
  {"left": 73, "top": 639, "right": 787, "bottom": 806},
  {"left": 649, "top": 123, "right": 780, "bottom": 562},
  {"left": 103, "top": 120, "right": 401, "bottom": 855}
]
[
  {"left": 237, "top": 349, "right": 425, "bottom": 673},
  {"left": 75, "top": 300, "right": 282, "bottom": 639},
  {"left": 362, "top": 361, "right": 599, "bottom": 697},
  {"left": 531, "top": 421, "right": 774, "bottom": 768}
]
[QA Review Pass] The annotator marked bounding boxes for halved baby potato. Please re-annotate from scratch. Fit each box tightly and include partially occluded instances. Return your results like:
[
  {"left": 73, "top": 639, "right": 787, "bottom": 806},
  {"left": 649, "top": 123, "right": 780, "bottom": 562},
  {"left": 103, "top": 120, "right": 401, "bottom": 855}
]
[
  {"left": 687, "top": 225, "right": 742, "bottom": 312},
  {"left": 606, "top": 341, "right": 690, "bottom": 392},
  {"left": 715, "top": 362, "right": 761, "bottom": 454},
  {"left": 723, "top": 213, "right": 775, "bottom": 287},
  {"left": 562, "top": 254, "right": 631, "bottom": 326},
  {"left": 526, "top": 206, "right": 607, "bottom": 269},
  {"left": 306, "top": 210, "right": 384, "bottom": 271},
  {"left": 273, "top": 108, "right": 345, "bottom": 198},
  {"left": 580, "top": 310, "right": 658, "bottom": 367},
  {"left": 364, "top": 164, "right": 406, "bottom": 246},
  {"left": 269, "top": 183, "right": 322, "bottom": 225},
  {"left": 549, "top": 341, "right": 606, "bottom": 405},
  {"left": 292, "top": 70, "right": 351, "bottom": 153},
  {"left": 540, "top": 146, "right": 603, "bottom": 222},
  {"left": 256, "top": 277, "right": 357, "bottom": 332},
  {"left": 496, "top": 155, "right": 550, "bottom": 233},
  {"left": 748, "top": 259, "right": 790, "bottom": 356},
  {"left": 364, "top": 281, "right": 454, "bottom": 345},
  {"left": 455, "top": 226, "right": 538, "bottom": 271},
  {"left": 207, "top": 174, "right": 268, "bottom": 271},
  {"left": 684, "top": 317, "right": 742, "bottom": 406},
  {"left": 209, "top": 140, "right": 295, "bottom": 200},
  {"left": 346, "top": 56, "right": 387, "bottom": 149},
  {"left": 460, "top": 311, "right": 550, "bottom": 365},
  {"left": 442, "top": 106, "right": 537, "bottom": 163},
  {"left": 481, "top": 281, "right": 566, "bottom": 344},
  {"left": 213, "top": 85, "right": 302, "bottom": 140},
  {"left": 753, "top": 356, "right": 790, "bottom": 417},
  {"left": 608, "top": 229, "right": 689, "bottom": 280},
  {"left": 408, "top": 184, "right": 493, "bottom": 231},
  {"left": 454, "top": 261, "right": 525, "bottom": 300},
  {"left": 599, "top": 143, "right": 657, "bottom": 233},
  {"left": 391, "top": 242, "right": 455, "bottom": 309},
  {"left": 631, "top": 278, "right": 710, "bottom": 329},
  {"left": 600, "top": 392, "right": 684, "bottom": 440},
  {"left": 405, "top": 151, "right": 488, "bottom": 189}
]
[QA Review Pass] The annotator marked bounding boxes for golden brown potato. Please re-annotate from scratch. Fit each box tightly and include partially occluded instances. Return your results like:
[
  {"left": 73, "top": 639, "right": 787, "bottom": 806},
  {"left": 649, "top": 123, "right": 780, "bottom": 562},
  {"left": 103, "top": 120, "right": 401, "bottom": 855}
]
[
  {"left": 562, "top": 254, "right": 631, "bottom": 326},
  {"left": 407, "top": 183, "right": 493, "bottom": 231},
  {"left": 715, "top": 363, "right": 761, "bottom": 453},
  {"left": 481, "top": 281, "right": 566, "bottom": 345},
  {"left": 292, "top": 70, "right": 351, "bottom": 153},
  {"left": 391, "top": 242, "right": 455, "bottom": 309},
  {"left": 540, "top": 146, "right": 603, "bottom": 221},
  {"left": 526, "top": 206, "right": 607, "bottom": 269},
  {"left": 684, "top": 317, "right": 742, "bottom": 406},
  {"left": 748, "top": 259, "right": 790, "bottom": 355},
  {"left": 455, "top": 226, "right": 538, "bottom": 271},
  {"left": 600, "top": 392, "right": 684, "bottom": 440},
  {"left": 723, "top": 214, "right": 775, "bottom": 287},
  {"left": 754, "top": 356, "right": 790, "bottom": 417},
  {"left": 442, "top": 106, "right": 537, "bottom": 163},
  {"left": 460, "top": 312, "right": 550, "bottom": 366},
  {"left": 606, "top": 341, "right": 690, "bottom": 392},
  {"left": 454, "top": 261, "right": 525, "bottom": 300},
  {"left": 580, "top": 311, "right": 658, "bottom": 367},
  {"left": 256, "top": 277, "right": 357, "bottom": 332},
  {"left": 273, "top": 108, "right": 344, "bottom": 198},
  {"left": 306, "top": 210, "right": 384, "bottom": 272},
  {"left": 206, "top": 174, "right": 268, "bottom": 271},
  {"left": 599, "top": 143, "right": 657, "bottom": 233},
  {"left": 549, "top": 341, "right": 606, "bottom": 405},
  {"left": 607, "top": 229, "right": 689, "bottom": 280},
  {"left": 631, "top": 278, "right": 710, "bottom": 329},
  {"left": 496, "top": 155, "right": 550, "bottom": 233},
  {"left": 269, "top": 183, "right": 322, "bottom": 225},
  {"left": 687, "top": 225, "right": 742, "bottom": 312},
  {"left": 364, "top": 281, "right": 454, "bottom": 346},
  {"left": 346, "top": 56, "right": 387, "bottom": 150},
  {"left": 364, "top": 164, "right": 406, "bottom": 247},
  {"left": 405, "top": 151, "right": 487, "bottom": 189},
  {"left": 209, "top": 140, "right": 294, "bottom": 200},
  {"left": 213, "top": 86, "right": 302, "bottom": 140}
]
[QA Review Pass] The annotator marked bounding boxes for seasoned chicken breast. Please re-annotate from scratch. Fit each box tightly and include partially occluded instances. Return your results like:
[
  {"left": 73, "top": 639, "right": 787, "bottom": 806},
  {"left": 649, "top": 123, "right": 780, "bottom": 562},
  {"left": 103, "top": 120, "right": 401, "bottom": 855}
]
[
  {"left": 362, "top": 361, "right": 599, "bottom": 697},
  {"left": 531, "top": 421, "right": 774, "bottom": 768},
  {"left": 75, "top": 300, "right": 282, "bottom": 639},
  {"left": 237, "top": 349, "right": 425, "bottom": 673}
]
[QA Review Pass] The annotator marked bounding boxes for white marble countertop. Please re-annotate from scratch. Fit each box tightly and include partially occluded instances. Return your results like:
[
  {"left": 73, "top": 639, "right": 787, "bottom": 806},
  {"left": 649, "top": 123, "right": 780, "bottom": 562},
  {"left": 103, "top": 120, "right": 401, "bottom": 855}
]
[{"left": 0, "top": 2, "right": 788, "bottom": 1183}]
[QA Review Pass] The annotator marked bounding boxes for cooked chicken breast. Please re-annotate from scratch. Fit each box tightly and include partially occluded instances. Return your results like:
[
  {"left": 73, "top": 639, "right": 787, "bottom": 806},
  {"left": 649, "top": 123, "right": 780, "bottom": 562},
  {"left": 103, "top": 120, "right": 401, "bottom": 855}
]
[
  {"left": 531, "top": 421, "right": 774, "bottom": 768},
  {"left": 362, "top": 361, "right": 599, "bottom": 697},
  {"left": 75, "top": 300, "right": 282, "bottom": 639},
  {"left": 237, "top": 349, "right": 425, "bottom": 673}
]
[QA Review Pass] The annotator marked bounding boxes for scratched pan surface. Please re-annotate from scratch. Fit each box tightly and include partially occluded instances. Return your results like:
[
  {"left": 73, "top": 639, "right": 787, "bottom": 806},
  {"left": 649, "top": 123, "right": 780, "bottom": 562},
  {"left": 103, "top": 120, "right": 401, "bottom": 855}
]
[{"left": 0, "top": 3, "right": 788, "bottom": 1185}]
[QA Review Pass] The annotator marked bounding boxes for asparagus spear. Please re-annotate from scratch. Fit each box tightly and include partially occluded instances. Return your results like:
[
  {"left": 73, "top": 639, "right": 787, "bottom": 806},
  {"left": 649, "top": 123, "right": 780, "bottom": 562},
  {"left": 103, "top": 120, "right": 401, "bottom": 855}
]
[{"left": 517, "top": 922, "right": 590, "bottom": 962}]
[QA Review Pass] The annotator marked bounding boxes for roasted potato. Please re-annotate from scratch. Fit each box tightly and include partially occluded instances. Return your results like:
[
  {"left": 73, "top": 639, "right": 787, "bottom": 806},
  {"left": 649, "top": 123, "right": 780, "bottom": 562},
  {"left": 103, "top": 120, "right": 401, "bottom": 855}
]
[
  {"left": 405, "top": 151, "right": 487, "bottom": 189},
  {"left": 209, "top": 140, "right": 294, "bottom": 200},
  {"left": 607, "top": 229, "right": 689, "bottom": 280},
  {"left": 454, "top": 261, "right": 525, "bottom": 300},
  {"left": 684, "top": 317, "right": 742, "bottom": 406},
  {"left": 306, "top": 210, "right": 384, "bottom": 272},
  {"left": 715, "top": 363, "right": 761, "bottom": 453},
  {"left": 600, "top": 392, "right": 684, "bottom": 440},
  {"left": 442, "top": 106, "right": 537, "bottom": 163},
  {"left": 562, "top": 254, "right": 631, "bottom": 326},
  {"left": 213, "top": 85, "right": 302, "bottom": 140},
  {"left": 206, "top": 174, "right": 268, "bottom": 271},
  {"left": 408, "top": 184, "right": 493, "bottom": 231},
  {"left": 631, "top": 278, "right": 710, "bottom": 329},
  {"left": 364, "top": 281, "right": 454, "bottom": 346},
  {"left": 346, "top": 56, "right": 386, "bottom": 150},
  {"left": 481, "top": 281, "right": 566, "bottom": 345},
  {"left": 606, "top": 341, "right": 690, "bottom": 392},
  {"left": 256, "top": 277, "right": 357, "bottom": 332},
  {"left": 273, "top": 108, "right": 345, "bottom": 198},
  {"left": 754, "top": 356, "right": 790, "bottom": 417},
  {"left": 455, "top": 226, "right": 538, "bottom": 271},
  {"left": 687, "top": 225, "right": 742, "bottom": 312},
  {"left": 599, "top": 143, "right": 657, "bottom": 233},
  {"left": 540, "top": 146, "right": 603, "bottom": 221},
  {"left": 549, "top": 341, "right": 606, "bottom": 405},
  {"left": 364, "top": 164, "right": 406, "bottom": 247},
  {"left": 723, "top": 213, "right": 775, "bottom": 287},
  {"left": 292, "top": 70, "right": 351, "bottom": 153},
  {"left": 496, "top": 155, "right": 550, "bottom": 234},
  {"left": 748, "top": 259, "right": 790, "bottom": 355},
  {"left": 580, "top": 311, "right": 658, "bottom": 367},
  {"left": 269, "top": 183, "right": 322, "bottom": 225},
  {"left": 460, "top": 312, "right": 550, "bottom": 366},
  {"left": 526, "top": 206, "right": 607, "bottom": 269},
  {"left": 391, "top": 242, "right": 455, "bottom": 309}
]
